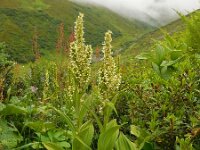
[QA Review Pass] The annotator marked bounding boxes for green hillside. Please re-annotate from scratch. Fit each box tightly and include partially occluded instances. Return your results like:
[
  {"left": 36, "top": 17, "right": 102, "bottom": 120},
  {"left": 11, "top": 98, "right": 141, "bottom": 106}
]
[
  {"left": 121, "top": 9, "right": 200, "bottom": 65},
  {"left": 0, "top": 0, "right": 153, "bottom": 63}
]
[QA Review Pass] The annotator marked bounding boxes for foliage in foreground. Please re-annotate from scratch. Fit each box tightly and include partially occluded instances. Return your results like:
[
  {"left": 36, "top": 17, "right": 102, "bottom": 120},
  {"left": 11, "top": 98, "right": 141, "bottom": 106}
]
[{"left": 0, "top": 11, "right": 200, "bottom": 150}]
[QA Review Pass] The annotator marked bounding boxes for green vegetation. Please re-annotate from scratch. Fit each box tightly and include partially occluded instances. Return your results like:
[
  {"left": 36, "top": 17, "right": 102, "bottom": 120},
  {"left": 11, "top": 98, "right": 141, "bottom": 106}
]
[
  {"left": 0, "top": 8, "right": 60, "bottom": 63},
  {"left": 0, "top": 3, "right": 200, "bottom": 150},
  {"left": 0, "top": 0, "right": 153, "bottom": 63}
]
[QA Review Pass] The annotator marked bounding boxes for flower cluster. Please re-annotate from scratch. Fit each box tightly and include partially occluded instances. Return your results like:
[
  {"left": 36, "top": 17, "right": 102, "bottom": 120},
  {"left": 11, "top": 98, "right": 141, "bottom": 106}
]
[
  {"left": 98, "top": 31, "right": 121, "bottom": 98},
  {"left": 69, "top": 13, "right": 92, "bottom": 90},
  {"left": 43, "top": 69, "right": 49, "bottom": 100}
]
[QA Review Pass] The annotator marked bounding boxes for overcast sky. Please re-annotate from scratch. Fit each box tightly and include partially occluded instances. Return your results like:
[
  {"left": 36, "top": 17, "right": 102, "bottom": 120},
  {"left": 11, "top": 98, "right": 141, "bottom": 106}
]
[{"left": 73, "top": 0, "right": 200, "bottom": 26}]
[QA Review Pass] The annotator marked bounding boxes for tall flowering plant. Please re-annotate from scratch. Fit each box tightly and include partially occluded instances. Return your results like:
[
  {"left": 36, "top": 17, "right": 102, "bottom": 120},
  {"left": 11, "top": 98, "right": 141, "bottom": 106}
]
[
  {"left": 98, "top": 31, "right": 121, "bottom": 99},
  {"left": 97, "top": 31, "right": 121, "bottom": 128},
  {"left": 69, "top": 13, "right": 92, "bottom": 91},
  {"left": 46, "top": 14, "right": 137, "bottom": 150}
]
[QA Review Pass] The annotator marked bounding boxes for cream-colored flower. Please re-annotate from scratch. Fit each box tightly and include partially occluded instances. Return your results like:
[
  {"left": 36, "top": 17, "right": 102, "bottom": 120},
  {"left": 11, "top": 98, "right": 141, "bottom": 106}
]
[
  {"left": 43, "top": 69, "right": 49, "bottom": 99},
  {"left": 98, "top": 31, "right": 121, "bottom": 98},
  {"left": 69, "top": 13, "right": 92, "bottom": 90}
]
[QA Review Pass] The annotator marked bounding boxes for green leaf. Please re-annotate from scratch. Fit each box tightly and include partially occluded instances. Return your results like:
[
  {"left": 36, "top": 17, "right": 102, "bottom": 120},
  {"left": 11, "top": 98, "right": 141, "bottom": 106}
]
[
  {"left": 130, "top": 125, "right": 141, "bottom": 138},
  {"left": 152, "top": 62, "right": 161, "bottom": 76},
  {"left": 106, "top": 102, "right": 118, "bottom": 116},
  {"left": 32, "top": 142, "right": 44, "bottom": 149},
  {"left": 0, "top": 102, "right": 6, "bottom": 112},
  {"left": 0, "top": 120, "right": 23, "bottom": 149},
  {"left": 142, "top": 142, "right": 154, "bottom": 150},
  {"left": 135, "top": 53, "right": 149, "bottom": 60},
  {"left": 131, "top": 125, "right": 151, "bottom": 150},
  {"left": 115, "top": 132, "right": 137, "bottom": 150},
  {"left": 160, "top": 60, "right": 174, "bottom": 67},
  {"left": 175, "top": 137, "right": 193, "bottom": 150},
  {"left": 40, "top": 134, "right": 51, "bottom": 142},
  {"left": 14, "top": 142, "right": 41, "bottom": 150},
  {"left": 79, "top": 94, "right": 93, "bottom": 128},
  {"left": 160, "top": 66, "right": 168, "bottom": 77},
  {"left": 161, "top": 66, "right": 176, "bottom": 79},
  {"left": 47, "top": 131, "right": 54, "bottom": 141},
  {"left": 98, "top": 120, "right": 120, "bottom": 150},
  {"left": 195, "top": 54, "right": 200, "bottom": 59},
  {"left": 73, "top": 121, "right": 94, "bottom": 150},
  {"left": 42, "top": 142, "right": 64, "bottom": 150},
  {"left": 170, "top": 50, "right": 182, "bottom": 60},
  {"left": 49, "top": 106, "right": 75, "bottom": 132},
  {"left": 57, "top": 141, "right": 71, "bottom": 148},
  {"left": 0, "top": 104, "right": 27, "bottom": 116},
  {"left": 51, "top": 130, "right": 66, "bottom": 141},
  {"left": 165, "top": 33, "right": 176, "bottom": 48},
  {"left": 154, "top": 44, "right": 166, "bottom": 65},
  {"left": 160, "top": 57, "right": 183, "bottom": 67},
  {"left": 106, "top": 119, "right": 118, "bottom": 129},
  {"left": 73, "top": 136, "right": 92, "bottom": 150},
  {"left": 25, "top": 121, "right": 55, "bottom": 132}
]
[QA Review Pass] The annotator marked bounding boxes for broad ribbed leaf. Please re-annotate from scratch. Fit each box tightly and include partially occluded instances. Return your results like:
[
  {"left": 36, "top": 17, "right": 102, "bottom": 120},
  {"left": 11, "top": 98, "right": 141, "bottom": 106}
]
[
  {"left": 98, "top": 120, "right": 120, "bottom": 150},
  {"left": 0, "top": 120, "right": 23, "bottom": 149},
  {"left": 50, "top": 106, "right": 75, "bottom": 132},
  {"left": 0, "top": 104, "right": 27, "bottom": 116},
  {"left": 42, "top": 142, "right": 64, "bottom": 150},
  {"left": 106, "top": 102, "right": 118, "bottom": 115},
  {"left": 152, "top": 62, "right": 160, "bottom": 75},
  {"left": 170, "top": 50, "right": 182, "bottom": 60},
  {"left": 155, "top": 44, "right": 165, "bottom": 65},
  {"left": 160, "top": 57, "right": 183, "bottom": 67},
  {"left": 57, "top": 141, "right": 71, "bottom": 149},
  {"left": 106, "top": 119, "right": 118, "bottom": 129},
  {"left": 25, "top": 121, "right": 55, "bottom": 132},
  {"left": 130, "top": 125, "right": 140, "bottom": 138},
  {"left": 115, "top": 132, "right": 137, "bottom": 150},
  {"left": 72, "top": 121, "right": 94, "bottom": 150}
]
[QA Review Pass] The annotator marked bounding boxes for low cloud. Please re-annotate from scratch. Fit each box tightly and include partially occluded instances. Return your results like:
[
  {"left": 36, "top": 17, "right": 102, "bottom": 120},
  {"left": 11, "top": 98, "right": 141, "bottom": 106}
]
[{"left": 73, "top": 0, "right": 200, "bottom": 26}]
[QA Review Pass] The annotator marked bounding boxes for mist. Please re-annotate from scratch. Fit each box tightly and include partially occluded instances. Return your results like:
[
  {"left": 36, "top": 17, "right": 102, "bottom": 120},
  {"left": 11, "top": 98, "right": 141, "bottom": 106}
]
[{"left": 73, "top": 0, "right": 200, "bottom": 26}]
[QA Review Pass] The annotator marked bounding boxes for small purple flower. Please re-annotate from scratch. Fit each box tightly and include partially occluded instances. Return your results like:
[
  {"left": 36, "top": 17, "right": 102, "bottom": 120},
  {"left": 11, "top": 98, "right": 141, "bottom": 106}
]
[{"left": 30, "top": 86, "right": 38, "bottom": 93}]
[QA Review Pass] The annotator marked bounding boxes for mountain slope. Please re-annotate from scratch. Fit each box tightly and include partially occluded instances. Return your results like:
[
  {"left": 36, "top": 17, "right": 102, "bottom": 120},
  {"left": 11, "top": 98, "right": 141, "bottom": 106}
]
[
  {"left": 120, "top": 9, "right": 200, "bottom": 65},
  {"left": 0, "top": 0, "right": 154, "bottom": 63}
]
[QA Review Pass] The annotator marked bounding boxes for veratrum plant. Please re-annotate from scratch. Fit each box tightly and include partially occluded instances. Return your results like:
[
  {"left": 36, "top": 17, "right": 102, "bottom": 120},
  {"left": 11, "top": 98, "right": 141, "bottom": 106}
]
[
  {"left": 98, "top": 31, "right": 121, "bottom": 98},
  {"left": 46, "top": 13, "right": 94, "bottom": 150},
  {"left": 70, "top": 13, "right": 92, "bottom": 90},
  {"left": 97, "top": 31, "right": 121, "bottom": 127},
  {"left": 94, "top": 32, "right": 137, "bottom": 150}
]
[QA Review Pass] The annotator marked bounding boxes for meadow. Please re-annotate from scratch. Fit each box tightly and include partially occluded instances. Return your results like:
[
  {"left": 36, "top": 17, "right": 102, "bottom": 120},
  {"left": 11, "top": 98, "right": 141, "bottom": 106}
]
[{"left": 0, "top": 9, "right": 200, "bottom": 150}]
